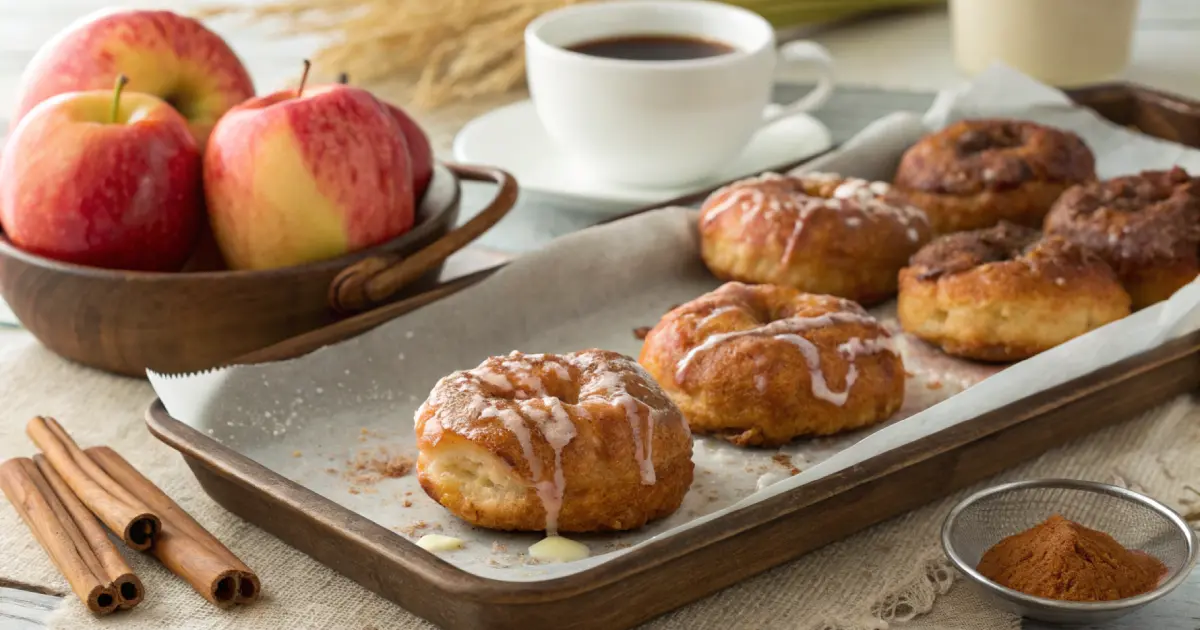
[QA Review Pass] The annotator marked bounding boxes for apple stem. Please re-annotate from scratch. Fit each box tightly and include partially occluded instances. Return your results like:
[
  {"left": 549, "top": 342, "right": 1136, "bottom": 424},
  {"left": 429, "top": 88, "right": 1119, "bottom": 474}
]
[
  {"left": 337, "top": 72, "right": 349, "bottom": 85},
  {"left": 111, "top": 74, "right": 129, "bottom": 124},
  {"left": 298, "top": 59, "right": 312, "bottom": 98}
]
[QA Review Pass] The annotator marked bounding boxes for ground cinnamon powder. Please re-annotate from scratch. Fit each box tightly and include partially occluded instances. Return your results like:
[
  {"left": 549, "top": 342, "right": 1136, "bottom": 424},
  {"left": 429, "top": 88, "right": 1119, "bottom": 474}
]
[{"left": 976, "top": 514, "right": 1167, "bottom": 602}]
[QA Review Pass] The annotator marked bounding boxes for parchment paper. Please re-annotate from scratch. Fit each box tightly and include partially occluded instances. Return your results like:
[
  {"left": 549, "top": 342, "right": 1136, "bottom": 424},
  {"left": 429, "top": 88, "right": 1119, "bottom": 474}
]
[{"left": 148, "top": 66, "right": 1200, "bottom": 582}]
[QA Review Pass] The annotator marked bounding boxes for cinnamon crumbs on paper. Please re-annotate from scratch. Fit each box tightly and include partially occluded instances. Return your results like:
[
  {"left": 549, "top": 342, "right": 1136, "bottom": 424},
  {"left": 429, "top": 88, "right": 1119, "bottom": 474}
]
[
  {"left": 772, "top": 453, "right": 801, "bottom": 475},
  {"left": 977, "top": 514, "right": 1167, "bottom": 601},
  {"left": 344, "top": 447, "right": 413, "bottom": 487},
  {"left": 395, "top": 521, "right": 441, "bottom": 538},
  {"left": 633, "top": 326, "right": 652, "bottom": 340}
]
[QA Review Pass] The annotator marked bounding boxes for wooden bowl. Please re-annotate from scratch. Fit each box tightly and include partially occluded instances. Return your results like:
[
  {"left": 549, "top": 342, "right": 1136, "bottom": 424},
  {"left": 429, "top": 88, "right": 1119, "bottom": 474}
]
[{"left": 0, "top": 163, "right": 516, "bottom": 378}]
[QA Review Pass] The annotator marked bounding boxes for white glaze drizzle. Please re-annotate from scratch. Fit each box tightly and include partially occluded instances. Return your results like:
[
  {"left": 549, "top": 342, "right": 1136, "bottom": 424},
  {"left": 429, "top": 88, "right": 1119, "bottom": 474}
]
[
  {"left": 701, "top": 172, "right": 931, "bottom": 260},
  {"left": 775, "top": 333, "right": 859, "bottom": 405},
  {"left": 533, "top": 396, "right": 577, "bottom": 535},
  {"left": 697, "top": 305, "right": 741, "bottom": 327},
  {"left": 837, "top": 336, "right": 896, "bottom": 357},
  {"left": 418, "top": 351, "right": 676, "bottom": 534},
  {"left": 674, "top": 312, "right": 892, "bottom": 407},
  {"left": 780, "top": 199, "right": 826, "bottom": 264},
  {"left": 475, "top": 369, "right": 513, "bottom": 391},
  {"left": 700, "top": 172, "right": 788, "bottom": 226},
  {"left": 700, "top": 187, "right": 757, "bottom": 227},
  {"left": 581, "top": 368, "right": 658, "bottom": 485},
  {"left": 828, "top": 177, "right": 929, "bottom": 242}
]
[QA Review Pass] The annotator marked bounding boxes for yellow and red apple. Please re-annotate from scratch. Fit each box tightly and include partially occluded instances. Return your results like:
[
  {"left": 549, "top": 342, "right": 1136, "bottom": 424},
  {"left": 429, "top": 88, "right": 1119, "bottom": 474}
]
[
  {"left": 0, "top": 78, "right": 204, "bottom": 272},
  {"left": 12, "top": 8, "right": 254, "bottom": 149},
  {"left": 203, "top": 77, "right": 415, "bottom": 271}
]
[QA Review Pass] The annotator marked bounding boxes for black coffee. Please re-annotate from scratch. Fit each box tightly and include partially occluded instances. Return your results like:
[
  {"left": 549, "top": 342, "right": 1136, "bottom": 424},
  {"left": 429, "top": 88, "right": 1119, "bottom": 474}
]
[{"left": 566, "top": 34, "right": 735, "bottom": 61}]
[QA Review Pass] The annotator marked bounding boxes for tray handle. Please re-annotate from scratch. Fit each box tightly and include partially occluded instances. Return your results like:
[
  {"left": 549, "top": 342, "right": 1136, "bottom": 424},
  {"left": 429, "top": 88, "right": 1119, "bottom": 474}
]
[{"left": 328, "top": 163, "right": 517, "bottom": 314}]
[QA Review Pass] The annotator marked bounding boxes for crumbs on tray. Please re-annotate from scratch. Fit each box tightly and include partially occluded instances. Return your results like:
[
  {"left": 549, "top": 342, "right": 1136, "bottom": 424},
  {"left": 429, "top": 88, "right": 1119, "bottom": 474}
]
[
  {"left": 344, "top": 446, "right": 413, "bottom": 494},
  {"left": 394, "top": 521, "right": 443, "bottom": 538},
  {"left": 772, "top": 453, "right": 801, "bottom": 475}
]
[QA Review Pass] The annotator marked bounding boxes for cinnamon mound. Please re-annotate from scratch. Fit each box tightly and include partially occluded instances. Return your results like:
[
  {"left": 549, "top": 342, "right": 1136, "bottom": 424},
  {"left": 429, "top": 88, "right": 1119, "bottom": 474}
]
[{"left": 977, "top": 514, "right": 1167, "bottom": 602}]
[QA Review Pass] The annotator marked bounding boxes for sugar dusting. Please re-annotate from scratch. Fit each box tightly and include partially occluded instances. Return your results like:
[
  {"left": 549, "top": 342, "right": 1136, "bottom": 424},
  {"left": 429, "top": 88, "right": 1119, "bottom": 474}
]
[{"left": 700, "top": 172, "right": 931, "bottom": 265}]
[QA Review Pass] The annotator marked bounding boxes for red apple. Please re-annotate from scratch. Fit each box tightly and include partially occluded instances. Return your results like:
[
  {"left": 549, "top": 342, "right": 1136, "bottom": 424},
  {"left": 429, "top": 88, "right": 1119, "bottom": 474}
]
[
  {"left": 0, "top": 77, "right": 203, "bottom": 272},
  {"left": 11, "top": 8, "right": 254, "bottom": 150},
  {"left": 203, "top": 67, "right": 414, "bottom": 271},
  {"left": 386, "top": 102, "right": 434, "bottom": 201},
  {"left": 338, "top": 73, "right": 434, "bottom": 200}
]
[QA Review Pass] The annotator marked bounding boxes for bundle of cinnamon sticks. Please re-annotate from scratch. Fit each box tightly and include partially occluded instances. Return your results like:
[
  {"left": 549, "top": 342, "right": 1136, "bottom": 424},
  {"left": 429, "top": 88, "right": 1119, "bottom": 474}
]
[{"left": 0, "top": 416, "right": 261, "bottom": 616}]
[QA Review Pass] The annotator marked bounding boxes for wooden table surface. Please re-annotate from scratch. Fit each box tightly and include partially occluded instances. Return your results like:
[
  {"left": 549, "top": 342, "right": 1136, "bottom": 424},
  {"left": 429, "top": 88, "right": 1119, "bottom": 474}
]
[{"left": 2, "top": 1, "right": 1199, "bottom": 628}]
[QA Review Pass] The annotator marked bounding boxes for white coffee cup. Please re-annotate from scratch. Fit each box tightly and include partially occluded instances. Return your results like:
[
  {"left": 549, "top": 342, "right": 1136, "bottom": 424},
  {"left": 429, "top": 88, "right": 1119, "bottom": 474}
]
[{"left": 524, "top": 0, "right": 834, "bottom": 189}]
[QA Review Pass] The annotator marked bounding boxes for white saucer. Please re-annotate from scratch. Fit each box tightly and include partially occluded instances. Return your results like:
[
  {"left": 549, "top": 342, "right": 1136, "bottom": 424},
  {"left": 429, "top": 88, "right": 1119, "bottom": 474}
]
[{"left": 453, "top": 100, "right": 832, "bottom": 215}]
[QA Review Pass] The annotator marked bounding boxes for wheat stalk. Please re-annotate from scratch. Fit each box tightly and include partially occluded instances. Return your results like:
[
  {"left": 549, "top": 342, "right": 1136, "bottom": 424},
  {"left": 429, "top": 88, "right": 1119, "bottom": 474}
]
[
  {"left": 198, "top": 0, "right": 587, "bottom": 108},
  {"left": 198, "top": 0, "right": 941, "bottom": 109}
]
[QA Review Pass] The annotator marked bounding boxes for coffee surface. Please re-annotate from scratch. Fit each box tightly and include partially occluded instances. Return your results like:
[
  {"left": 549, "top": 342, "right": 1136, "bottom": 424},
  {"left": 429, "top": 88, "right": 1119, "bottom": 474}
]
[{"left": 566, "top": 34, "right": 734, "bottom": 61}]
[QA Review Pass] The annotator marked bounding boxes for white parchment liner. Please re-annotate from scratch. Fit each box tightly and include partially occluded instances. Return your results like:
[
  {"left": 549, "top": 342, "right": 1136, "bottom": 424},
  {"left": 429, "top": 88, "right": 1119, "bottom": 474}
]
[{"left": 149, "top": 66, "right": 1200, "bottom": 582}]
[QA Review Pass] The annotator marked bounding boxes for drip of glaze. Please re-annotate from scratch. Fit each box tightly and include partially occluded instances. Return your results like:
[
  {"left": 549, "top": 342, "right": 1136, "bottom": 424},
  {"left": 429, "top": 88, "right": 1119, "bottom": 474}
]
[
  {"left": 422, "top": 351, "right": 673, "bottom": 535},
  {"left": 837, "top": 336, "right": 896, "bottom": 357},
  {"left": 529, "top": 535, "right": 590, "bottom": 563},
  {"left": 696, "top": 305, "right": 741, "bottom": 327},
  {"left": 537, "top": 397, "right": 577, "bottom": 535},
  {"left": 483, "top": 407, "right": 543, "bottom": 483},
  {"left": 475, "top": 369, "right": 513, "bottom": 391},
  {"left": 675, "top": 313, "right": 891, "bottom": 407},
  {"left": 738, "top": 189, "right": 775, "bottom": 226},
  {"left": 702, "top": 188, "right": 754, "bottom": 226},
  {"left": 780, "top": 199, "right": 825, "bottom": 264},
  {"left": 829, "top": 178, "right": 929, "bottom": 241},
  {"left": 583, "top": 370, "right": 657, "bottom": 485},
  {"left": 674, "top": 312, "right": 878, "bottom": 382},
  {"left": 775, "top": 333, "right": 859, "bottom": 405},
  {"left": 480, "top": 398, "right": 578, "bottom": 535}
]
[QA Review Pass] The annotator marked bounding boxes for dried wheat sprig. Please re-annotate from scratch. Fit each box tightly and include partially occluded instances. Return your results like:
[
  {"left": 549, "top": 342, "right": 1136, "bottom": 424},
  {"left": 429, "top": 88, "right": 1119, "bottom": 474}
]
[
  {"left": 197, "top": 0, "right": 942, "bottom": 109},
  {"left": 198, "top": 0, "right": 583, "bottom": 108}
]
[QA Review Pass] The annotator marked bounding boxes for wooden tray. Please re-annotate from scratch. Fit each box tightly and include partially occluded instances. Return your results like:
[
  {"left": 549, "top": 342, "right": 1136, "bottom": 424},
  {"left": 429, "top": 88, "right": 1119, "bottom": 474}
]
[
  {"left": 147, "top": 334, "right": 1200, "bottom": 629},
  {"left": 146, "top": 82, "right": 1200, "bottom": 630}
]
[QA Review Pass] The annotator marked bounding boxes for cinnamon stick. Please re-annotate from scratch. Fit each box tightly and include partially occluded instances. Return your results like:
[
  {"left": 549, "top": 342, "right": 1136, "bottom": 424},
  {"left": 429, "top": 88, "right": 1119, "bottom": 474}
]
[
  {"left": 25, "top": 416, "right": 160, "bottom": 550},
  {"left": 87, "top": 446, "right": 259, "bottom": 607},
  {"left": 33, "top": 455, "right": 144, "bottom": 609},
  {"left": 0, "top": 458, "right": 119, "bottom": 615}
]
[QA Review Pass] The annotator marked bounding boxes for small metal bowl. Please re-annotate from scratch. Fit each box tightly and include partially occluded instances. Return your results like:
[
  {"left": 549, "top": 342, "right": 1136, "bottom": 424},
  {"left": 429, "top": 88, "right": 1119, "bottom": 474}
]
[{"left": 942, "top": 478, "right": 1199, "bottom": 625}]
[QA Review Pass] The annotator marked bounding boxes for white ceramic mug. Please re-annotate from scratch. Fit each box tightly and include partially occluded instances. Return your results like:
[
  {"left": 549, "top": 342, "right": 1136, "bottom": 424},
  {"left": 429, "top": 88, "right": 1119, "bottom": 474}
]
[
  {"left": 525, "top": 0, "right": 834, "bottom": 189},
  {"left": 950, "top": 0, "right": 1139, "bottom": 87}
]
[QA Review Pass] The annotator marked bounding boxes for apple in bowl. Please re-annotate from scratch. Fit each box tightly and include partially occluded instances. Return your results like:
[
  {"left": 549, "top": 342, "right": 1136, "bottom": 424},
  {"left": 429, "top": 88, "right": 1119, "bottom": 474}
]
[
  {"left": 337, "top": 73, "right": 434, "bottom": 201},
  {"left": 204, "top": 65, "right": 415, "bottom": 271},
  {"left": 11, "top": 8, "right": 254, "bottom": 149},
  {"left": 0, "top": 77, "right": 203, "bottom": 272}
]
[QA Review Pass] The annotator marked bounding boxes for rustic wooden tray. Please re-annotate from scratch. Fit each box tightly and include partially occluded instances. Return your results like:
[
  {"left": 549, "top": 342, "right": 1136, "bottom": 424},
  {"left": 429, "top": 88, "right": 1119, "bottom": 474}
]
[
  {"left": 146, "top": 334, "right": 1200, "bottom": 629},
  {"left": 146, "top": 82, "right": 1200, "bottom": 630}
]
